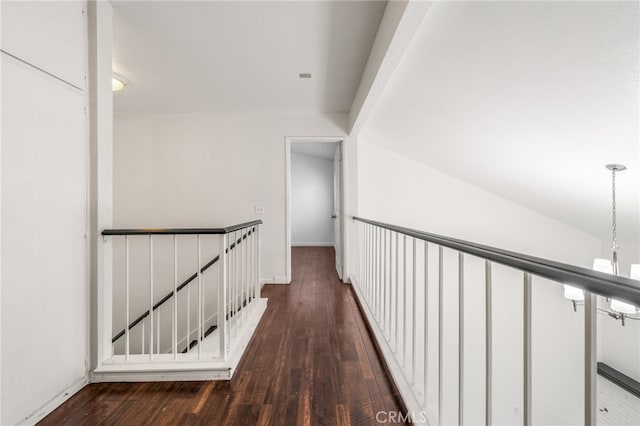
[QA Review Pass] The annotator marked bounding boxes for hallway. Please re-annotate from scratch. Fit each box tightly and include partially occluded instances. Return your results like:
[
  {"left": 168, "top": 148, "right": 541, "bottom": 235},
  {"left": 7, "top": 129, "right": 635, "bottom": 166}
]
[{"left": 40, "top": 247, "right": 405, "bottom": 425}]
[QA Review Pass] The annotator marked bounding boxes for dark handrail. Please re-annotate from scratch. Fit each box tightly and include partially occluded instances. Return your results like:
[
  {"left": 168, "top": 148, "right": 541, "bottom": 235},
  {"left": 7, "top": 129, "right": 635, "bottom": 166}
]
[
  {"left": 353, "top": 216, "right": 640, "bottom": 306},
  {"left": 102, "top": 220, "right": 262, "bottom": 236},
  {"left": 110, "top": 225, "right": 258, "bottom": 343}
]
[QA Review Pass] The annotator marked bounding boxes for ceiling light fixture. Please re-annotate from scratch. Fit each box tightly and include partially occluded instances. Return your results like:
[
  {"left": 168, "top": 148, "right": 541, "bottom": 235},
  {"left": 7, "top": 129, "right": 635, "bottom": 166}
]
[
  {"left": 112, "top": 73, "right": 128, "bottom": 92},
  {"left": 564, "top": 164, "right": 640, "bottom": 325}
]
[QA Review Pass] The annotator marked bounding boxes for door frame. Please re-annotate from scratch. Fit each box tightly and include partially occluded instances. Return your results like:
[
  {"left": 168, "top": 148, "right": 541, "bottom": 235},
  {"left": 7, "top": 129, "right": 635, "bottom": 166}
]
[{"left": 285, "top": 136, "right": 346, "bottom": 283}]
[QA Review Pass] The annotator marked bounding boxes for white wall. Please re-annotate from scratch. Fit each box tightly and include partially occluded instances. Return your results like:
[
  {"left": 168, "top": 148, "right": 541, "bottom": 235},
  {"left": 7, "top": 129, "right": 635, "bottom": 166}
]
[
  {"left": 1, "top": 1, "right": 88, "bottom": 424},
  {"left": 356, "top": 139, "right": 603, "bottom": 425},
  {"left": 291, "top": 152, "right": 334, "bottom": 246},
  {"left": 113, "top": 112, "right": 347, "bottom": 284}
]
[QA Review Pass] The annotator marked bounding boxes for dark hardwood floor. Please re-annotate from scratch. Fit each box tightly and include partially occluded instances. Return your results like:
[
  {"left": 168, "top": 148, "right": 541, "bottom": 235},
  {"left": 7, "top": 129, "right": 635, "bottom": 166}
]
[{"left": 40, "top": 247, "right": 406, "bottom": 425}]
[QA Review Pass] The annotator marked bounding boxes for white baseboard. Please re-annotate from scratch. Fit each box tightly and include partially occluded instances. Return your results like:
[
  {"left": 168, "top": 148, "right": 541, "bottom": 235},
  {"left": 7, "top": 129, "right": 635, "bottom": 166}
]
[
  {"left": 225, "top": 298, "right": 268, "bottom": 377},
  {"left": 260, "top": 275, "right": 289, "bottom": 285},
  {"left": 350, "top": 275, "right": 437, "bottom": 425},
  {"left": 19, "top": 375, "right": 88, "bottom": 425},
  {"left": 91, "top": 299, "right": 268, "bottom": 383},
  {"left": 291, "top": 242, "right": 334, "bottom": 247},
  {"left": 92, "top": 365, "right": 232, "bottom": 382}
]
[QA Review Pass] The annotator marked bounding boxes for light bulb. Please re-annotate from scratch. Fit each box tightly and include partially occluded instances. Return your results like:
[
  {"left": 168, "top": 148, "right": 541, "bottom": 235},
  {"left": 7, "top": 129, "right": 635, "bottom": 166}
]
[
  {"left": 593, "top": 258, "right": 613, "bottom": 274},
  {"left": 564, "top": 285, "right": 584, "bottom": 301},
  {"left": 112, "top": 75, "right": 127, "bottom": 92},
  {"left": 611, "top": 299, "right": 637, "bottom": 315},
  {"left": 630, "top": 264, "right": 640, "bottom": 280}
]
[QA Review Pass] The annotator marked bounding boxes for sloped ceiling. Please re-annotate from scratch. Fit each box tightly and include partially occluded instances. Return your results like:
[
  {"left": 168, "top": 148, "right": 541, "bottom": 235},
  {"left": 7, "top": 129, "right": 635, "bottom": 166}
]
[
  {"left": 111, "top": 0, "right": 386, "bottom": 114},
  {"left": 361, "top": 1, "right": 639, "bottom": 240}
]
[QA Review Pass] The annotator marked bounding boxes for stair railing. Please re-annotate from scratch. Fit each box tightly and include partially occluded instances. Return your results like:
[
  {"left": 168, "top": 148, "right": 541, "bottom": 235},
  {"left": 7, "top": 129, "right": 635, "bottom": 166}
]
[
  {"left": 102, "top": 220, "right": 261, "bottom": 363},
  {"left": 352, "top": 216, "right": 640, "bottom": 425}
]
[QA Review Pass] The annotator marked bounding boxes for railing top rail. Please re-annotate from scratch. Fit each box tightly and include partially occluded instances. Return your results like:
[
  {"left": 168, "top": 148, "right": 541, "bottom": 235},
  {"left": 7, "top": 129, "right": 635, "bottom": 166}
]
[
  {"left": 353, "top": 216, "right": 640, "bottom": 306},
  {"left": 102, "top": 220, "right": 262, "bottom": 236}
]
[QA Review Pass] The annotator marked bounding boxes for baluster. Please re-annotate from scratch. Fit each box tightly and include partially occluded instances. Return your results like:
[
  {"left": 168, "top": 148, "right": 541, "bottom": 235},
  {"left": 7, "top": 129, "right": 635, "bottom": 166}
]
[
  {"left": 402, "top": 235, "right": 407, "bottom": 367},
  {"left": 523, "top": 272, "right": 532, "bottom": 426},
  {"left": 202, "top": 238, "right": 207, "bottom": 348},
  {"left": 368, "top": 224, "right": 372, "bottom": 303},
  {"left": 228, "top": 232, "right": 233, "bottom": 344},
  {"left": 249, "top": 232, "right": 252, "bottom": 301},
  {"left": 235, "top": 230, "right": 240, "bottom": 337},
  {"left": 257, "top": 224, "right": 261, "bottom": 308},
  {"left": 241, "top": 229, "right": 246, "bottom": 326},
  {"left": 485, "top": 260, "right": 492, "bottom": 425},
  {"left": 372, "top": 225, "right": 375, "bottom": 305},
  {"left": 363, "top": 224, "right": 366, "bottom": 297},
  {"left": 249, "top": 228, "right": 254, "bottom": 313},
  {"left": 382, "top": 229, "right": 387, "bottom": 333},
  {"left": 141, "top": 317, "right": 145, "bottom": 355},
  {"left": 156, "top": 306, "right": 160, "bottom": 355},
  {"left": 232, "top": 230, "right": 237, "bottom": 340},
  {"left": 376, "top": 226, "right": 381, "bottom": 321},
  {"left": 149, "top": 235, "right": 154, "bottom": 360},
  {"left": 438, "top": 245, "right": 444, "bottom": 424},
  {"left": 395, "top": 232, "right": 399, "bottom": 353},
  {"left": 197, "top": 235, "right": 203, "bottom": 359},
  {"left": 253, "top": 227, "right": 258, "bottom": 303},
  {"left": 359, "top": 223, "right": 362, "bottom": 286},
  {"left": 379, "top": 227, "right": 383, "bottom": 323},
  {"left": 380, "top": 227, "right": 384, "bottom": 325},
  {"left": 173, "top": 235, "right": 178, "bottom": 359},
  {"left": 187, "top": 244, "right": 191, "bottom": 353},
  {"left": 424, "top": 240, "right": 429, "bottom": 405},
  {"left": 386, "top": 229, "right": 391, "bottom": 337},
  {"left": 373, "top": 226, "right": 378, "bottom": 317},
  {"left": 365, "top": 224, "right": 369, "bottom": 300},
  {"left": 218, "top": 234, "right": 228, "bottom": 359},
  {"left": 585, "top": 292, "right": 597, "bottom": 426},
  {"left": 125, "top": 236, "right": 130, "bottom": 360},
  {"left": 459, "top": 252, "right": 464, "bottom": 425},
  {"left": 412, "top": 238, "right": 417, "bottom": 384}
]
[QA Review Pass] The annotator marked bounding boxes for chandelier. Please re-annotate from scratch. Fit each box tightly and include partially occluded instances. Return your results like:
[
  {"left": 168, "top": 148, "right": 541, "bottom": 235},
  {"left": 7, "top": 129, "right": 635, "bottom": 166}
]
[{"left": 564, "top": 164, "right": 639, "bottom": 325}]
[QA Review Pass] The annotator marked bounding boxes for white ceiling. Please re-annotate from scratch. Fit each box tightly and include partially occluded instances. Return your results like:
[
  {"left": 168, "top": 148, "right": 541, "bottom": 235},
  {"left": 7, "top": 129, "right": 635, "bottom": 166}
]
[
  {"left": 291, "top": 141, "right": 338, "bottom": 160},
  {"left": 111, "top": 0, "right": 386, "bottom": 114},
  {"left": 361, "top": 1, "right": 639, "bottom": 240}
]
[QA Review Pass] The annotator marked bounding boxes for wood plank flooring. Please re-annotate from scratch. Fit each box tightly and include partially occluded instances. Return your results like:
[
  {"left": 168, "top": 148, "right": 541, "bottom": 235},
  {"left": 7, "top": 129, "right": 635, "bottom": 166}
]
[{"left": 39, "top": 247, "right": 406, "bottom": 425}]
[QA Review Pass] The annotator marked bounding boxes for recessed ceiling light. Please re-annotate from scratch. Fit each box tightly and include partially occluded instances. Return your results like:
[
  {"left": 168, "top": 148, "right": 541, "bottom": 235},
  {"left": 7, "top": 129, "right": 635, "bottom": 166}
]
[
  {"left": 299, "top": 73, "right": 312, "bottom": 79},
  {"left": 112, "top": 74, "right": 128, "bottom": 91}
]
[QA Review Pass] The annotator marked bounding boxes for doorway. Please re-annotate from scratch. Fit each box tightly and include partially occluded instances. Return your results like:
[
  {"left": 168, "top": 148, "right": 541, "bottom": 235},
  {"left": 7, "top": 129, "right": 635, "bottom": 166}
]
[{"left": 285, "top": 137, "right": 345, "bottom": 282}]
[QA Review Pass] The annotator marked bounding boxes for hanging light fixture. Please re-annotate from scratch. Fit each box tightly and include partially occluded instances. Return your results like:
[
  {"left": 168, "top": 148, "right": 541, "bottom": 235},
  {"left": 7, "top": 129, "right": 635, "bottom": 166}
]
[{"left": 564, "top": 164, "right": 639, "bottom": 325}]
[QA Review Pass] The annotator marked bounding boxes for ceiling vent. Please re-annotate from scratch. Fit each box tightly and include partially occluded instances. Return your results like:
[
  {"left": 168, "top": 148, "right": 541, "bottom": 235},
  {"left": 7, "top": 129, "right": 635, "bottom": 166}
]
[{"left": 299, "top": 73, "right": 312, "bottom": 79}]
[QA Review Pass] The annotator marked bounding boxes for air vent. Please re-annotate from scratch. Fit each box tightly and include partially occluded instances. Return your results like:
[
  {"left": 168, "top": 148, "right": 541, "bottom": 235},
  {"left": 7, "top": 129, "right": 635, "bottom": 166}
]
[{"left": 299, "top": 73, "right": 312, "bottom": 79}]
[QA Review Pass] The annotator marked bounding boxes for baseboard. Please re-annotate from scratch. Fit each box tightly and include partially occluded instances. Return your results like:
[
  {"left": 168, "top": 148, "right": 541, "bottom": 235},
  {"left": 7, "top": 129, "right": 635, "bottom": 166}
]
[
  {"left": 91, "top": 365, "right": 232, "bottom": 382},
  {"left": 91, "top": 298, "right": 268, "bottom": 383},
  {"left": 261, "top": 276, "right": 289, "bottom": 285},
  {"left": 291, "top": 242, "right": 334, "bottom": 247},
  {"left": 350, "top": 275, "right": 437, "bottom": 425},
  {"left": 19, "top": 375, "right": 88, "bottom": 425},
  {"left": 225, "top": 298, "right": 268, "bottom": 377}
]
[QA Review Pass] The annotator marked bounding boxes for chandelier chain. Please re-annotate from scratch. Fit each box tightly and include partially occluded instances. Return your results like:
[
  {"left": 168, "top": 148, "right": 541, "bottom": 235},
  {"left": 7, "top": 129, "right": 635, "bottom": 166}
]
[{"left": 612, "top": 168, "right": 618, "bottom": 251}]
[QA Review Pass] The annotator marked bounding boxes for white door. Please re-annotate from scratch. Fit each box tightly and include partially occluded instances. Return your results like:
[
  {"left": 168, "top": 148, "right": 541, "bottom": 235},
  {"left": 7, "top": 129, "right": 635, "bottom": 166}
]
[{"left": 333, "top": 145, "right": 343, "bottom": 279}]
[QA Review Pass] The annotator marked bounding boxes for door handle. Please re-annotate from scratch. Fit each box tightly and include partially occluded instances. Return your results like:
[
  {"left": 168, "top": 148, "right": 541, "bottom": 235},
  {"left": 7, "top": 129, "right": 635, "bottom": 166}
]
[{"left": 331, "top": 215, "right": 337, "bottom": 219}]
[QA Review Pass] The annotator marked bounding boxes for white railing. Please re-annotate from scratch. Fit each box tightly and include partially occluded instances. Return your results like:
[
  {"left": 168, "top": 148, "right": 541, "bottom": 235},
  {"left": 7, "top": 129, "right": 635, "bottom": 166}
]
[
  {"left": 100, "top": 221, "right": 262, "bottom": 372},
  {"left": 353, "top": 217, "right": 640, "bottom": 425}
]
